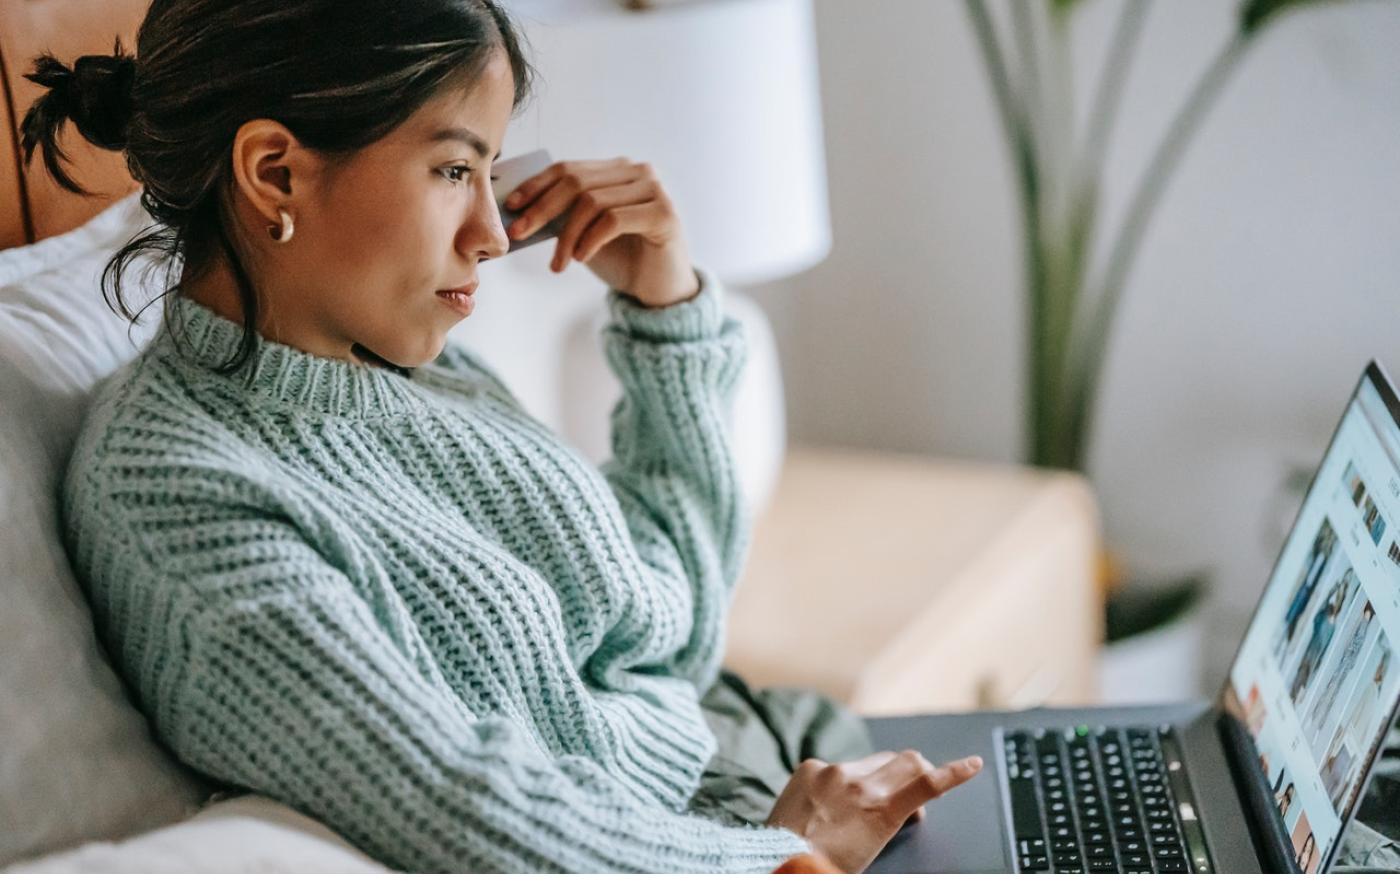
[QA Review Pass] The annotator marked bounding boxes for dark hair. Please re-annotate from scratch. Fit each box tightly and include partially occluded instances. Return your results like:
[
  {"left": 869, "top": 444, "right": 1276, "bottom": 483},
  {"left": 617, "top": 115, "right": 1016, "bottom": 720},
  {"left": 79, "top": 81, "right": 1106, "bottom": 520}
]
[{"left": 19, "top": 0, "right": 537, "bottom": 378}]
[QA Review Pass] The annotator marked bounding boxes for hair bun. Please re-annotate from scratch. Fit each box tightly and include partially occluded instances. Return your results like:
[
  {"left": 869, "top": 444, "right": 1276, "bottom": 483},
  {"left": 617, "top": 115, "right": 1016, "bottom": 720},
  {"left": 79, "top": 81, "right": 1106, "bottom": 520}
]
[{"left": 23, "top": 36, "right": 136, "bottom": 152}]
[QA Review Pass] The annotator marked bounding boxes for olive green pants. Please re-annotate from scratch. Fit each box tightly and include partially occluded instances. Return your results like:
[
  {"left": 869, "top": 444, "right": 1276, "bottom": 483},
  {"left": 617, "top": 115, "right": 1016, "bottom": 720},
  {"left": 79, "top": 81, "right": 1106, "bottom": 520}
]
[{"left": 686, "top": 668, "right": 876, "bottom": 827}]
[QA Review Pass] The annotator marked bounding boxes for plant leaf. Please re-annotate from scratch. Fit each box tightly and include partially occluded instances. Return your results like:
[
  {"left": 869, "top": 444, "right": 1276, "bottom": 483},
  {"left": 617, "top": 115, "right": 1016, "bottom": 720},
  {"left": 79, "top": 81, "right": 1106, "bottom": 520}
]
[{"left": 1239, "top": 0, "right": 1333, "bottom": 35}]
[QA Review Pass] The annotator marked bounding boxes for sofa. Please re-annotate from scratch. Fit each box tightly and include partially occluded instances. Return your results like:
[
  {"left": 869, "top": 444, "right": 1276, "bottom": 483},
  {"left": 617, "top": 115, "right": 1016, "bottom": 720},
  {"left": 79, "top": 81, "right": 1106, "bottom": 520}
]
[{"left": 0, "top": 2, "right": 1105, "bottom": 871}]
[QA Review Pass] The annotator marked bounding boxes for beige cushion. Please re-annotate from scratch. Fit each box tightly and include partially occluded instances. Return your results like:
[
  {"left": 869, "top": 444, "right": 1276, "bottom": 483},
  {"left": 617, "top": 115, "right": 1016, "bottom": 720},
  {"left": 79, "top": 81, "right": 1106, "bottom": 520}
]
[
  {"left": 725, "top": 446, "right": 1104, "bottom": 715},
  {"left": 3, "top": 795, "right": 396, "bottom": 874}
]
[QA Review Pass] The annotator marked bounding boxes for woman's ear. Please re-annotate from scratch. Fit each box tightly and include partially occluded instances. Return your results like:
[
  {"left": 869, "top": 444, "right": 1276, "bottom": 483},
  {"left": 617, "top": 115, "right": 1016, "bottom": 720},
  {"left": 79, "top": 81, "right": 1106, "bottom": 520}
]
[{"left": 229, "top": 118, "right": 315, "bottom": 229}]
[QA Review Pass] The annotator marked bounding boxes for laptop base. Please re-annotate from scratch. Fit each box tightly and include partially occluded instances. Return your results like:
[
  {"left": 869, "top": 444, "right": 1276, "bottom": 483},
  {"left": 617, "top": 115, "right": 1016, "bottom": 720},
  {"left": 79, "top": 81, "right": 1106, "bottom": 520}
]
[{"left": 863, "top": 702, "right": 1266, "bottom": 874}]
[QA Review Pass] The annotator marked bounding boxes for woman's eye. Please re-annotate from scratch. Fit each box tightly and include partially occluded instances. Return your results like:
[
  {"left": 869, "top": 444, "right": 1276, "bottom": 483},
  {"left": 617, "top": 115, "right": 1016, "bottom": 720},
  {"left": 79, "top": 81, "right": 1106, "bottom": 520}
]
[{"left": 442, "top": 167, "right": 503, "bottom": 186}]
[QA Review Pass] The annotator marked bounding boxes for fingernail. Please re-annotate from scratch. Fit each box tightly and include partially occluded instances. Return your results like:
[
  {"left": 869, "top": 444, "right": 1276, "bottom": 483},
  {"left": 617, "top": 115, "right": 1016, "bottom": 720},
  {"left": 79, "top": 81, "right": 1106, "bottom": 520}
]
[{"left": 966, "top": 756, "right": 983, "bottom": 770}]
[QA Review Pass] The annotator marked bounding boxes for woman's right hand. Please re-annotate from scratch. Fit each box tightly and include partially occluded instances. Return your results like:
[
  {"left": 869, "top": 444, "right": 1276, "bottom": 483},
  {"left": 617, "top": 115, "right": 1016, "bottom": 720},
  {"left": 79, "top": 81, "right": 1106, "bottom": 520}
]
[{"left": 764, "top": 749, "right": 984, "bottom": 874}]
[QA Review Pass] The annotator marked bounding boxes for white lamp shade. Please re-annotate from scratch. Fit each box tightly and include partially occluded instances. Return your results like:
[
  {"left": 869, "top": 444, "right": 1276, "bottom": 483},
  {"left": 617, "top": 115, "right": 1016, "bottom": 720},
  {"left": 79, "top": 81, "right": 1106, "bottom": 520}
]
[
  {"left": 503, "top": 0, "right": 832, "bottom": 287},
  {"left": 559, "top": 289, "right": 790, "bottom": 521}
]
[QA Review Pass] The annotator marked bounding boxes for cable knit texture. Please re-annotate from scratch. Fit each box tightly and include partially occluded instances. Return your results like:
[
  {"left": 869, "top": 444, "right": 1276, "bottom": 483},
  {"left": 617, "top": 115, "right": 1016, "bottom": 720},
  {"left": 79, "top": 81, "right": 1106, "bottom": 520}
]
[{"left": 59, "top": 265, "right": 811, "bottom": 873}]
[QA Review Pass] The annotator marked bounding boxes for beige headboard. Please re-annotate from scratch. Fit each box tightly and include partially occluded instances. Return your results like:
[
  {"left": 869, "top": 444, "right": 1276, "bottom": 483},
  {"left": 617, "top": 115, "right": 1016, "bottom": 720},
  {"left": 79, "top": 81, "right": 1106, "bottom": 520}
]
[{"left": 0, "top": 0, "right": 150, "bottom": 250}]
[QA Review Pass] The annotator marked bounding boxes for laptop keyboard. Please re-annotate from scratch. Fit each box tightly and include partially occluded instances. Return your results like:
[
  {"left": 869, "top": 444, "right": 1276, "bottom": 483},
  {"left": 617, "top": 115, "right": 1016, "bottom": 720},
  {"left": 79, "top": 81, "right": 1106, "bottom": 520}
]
[{"left": 1002, "top": 725, "right": 1214, "bottom": 874}]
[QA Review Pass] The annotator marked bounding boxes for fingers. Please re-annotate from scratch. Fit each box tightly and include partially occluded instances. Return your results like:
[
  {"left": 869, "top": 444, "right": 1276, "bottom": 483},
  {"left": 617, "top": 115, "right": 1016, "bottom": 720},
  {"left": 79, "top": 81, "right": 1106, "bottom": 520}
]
[
  {"left": 800, "top": 753, "right": 888, "bottom": 792},
  {"left": 504, "top": 157, "right": 630, "bottom": 208},
  {"left": 793, "top": 756, "right": 830, "bottom": 784},
  {"left": 838, "top": 750, "right": 899, "bottom": 780},
  {"left": 885, "top": 753, "right": 984, "bottom": 813},
  {"left": 504, "top": 158, "right": 638, "bottom": 241},
  {"left": 551, "top": 179, "right": 659, "bottom": 270},
  {"left": 865, "top": 749, "right": 932, "bottom": 796},
  {"left": 784, "top": 752, "right": 970, "bottom": 849}
]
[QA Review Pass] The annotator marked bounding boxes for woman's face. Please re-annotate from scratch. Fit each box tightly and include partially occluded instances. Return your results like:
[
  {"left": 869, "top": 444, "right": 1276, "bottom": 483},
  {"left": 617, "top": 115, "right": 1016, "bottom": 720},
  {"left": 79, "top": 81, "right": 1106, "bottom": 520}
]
[{"left": 220, "top": 48, "right": 515, "bottom": 368}]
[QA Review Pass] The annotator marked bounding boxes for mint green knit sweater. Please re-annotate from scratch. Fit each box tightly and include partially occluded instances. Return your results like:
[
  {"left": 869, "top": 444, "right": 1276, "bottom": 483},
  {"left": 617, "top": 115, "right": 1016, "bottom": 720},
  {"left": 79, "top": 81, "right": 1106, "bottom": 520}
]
[{"left": 60, "top": 265, "right": 811, "bottom": 873}]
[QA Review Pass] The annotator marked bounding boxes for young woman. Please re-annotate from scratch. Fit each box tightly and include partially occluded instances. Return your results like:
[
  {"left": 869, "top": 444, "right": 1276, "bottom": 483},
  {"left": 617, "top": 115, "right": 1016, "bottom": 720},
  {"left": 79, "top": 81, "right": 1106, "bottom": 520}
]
[{"left": 21, "top": 2, "right": 980, "bottom": 872}]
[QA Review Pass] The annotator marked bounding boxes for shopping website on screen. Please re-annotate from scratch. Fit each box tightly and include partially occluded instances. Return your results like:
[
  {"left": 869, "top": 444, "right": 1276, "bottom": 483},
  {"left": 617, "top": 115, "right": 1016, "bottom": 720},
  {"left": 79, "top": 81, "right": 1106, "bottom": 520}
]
[{"left": 1229, "top": 378, "right": 1400, "bottom": 873}]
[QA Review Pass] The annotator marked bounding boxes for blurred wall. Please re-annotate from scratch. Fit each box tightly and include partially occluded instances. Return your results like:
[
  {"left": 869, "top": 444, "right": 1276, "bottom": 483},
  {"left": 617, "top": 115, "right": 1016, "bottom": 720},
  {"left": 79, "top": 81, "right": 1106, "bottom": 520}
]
[{"left": 746, "top": 0, "right": 1400, "bottom": 692}]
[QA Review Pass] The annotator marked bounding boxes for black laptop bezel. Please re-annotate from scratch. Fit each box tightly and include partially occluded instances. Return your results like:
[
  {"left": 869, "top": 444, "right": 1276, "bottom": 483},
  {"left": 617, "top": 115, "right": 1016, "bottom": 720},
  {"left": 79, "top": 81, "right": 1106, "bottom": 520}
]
[{"left": 1213, "top": 359, "right": 1400, "bottom": 874}]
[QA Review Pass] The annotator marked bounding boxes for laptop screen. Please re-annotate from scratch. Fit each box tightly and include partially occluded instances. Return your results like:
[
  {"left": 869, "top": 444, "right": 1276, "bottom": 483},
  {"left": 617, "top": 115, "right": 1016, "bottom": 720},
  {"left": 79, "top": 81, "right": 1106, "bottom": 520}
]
[{"left": 1226, "top": 363, "right": 1400, "bottom": 873}]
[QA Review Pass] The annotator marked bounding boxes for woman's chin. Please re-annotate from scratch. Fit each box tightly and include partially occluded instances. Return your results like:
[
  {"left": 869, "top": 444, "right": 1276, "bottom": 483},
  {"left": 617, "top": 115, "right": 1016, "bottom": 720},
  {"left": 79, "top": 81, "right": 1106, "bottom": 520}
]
[
  {"left": 352, "top": 332, "right": 445, "bottom": 371},
  {"left": 406, "top": 334, "right": 451, "bottom": 368}
]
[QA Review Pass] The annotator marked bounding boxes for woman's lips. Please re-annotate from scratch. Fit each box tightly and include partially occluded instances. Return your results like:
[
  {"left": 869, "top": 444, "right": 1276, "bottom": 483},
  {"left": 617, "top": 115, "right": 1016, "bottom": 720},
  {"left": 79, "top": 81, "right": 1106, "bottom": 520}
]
[
  {"left": 436, "top": 285, "right": 476, "bottom": 316},
  {"left": 436, "top": 288, "right": 476, "bottom": 315}
]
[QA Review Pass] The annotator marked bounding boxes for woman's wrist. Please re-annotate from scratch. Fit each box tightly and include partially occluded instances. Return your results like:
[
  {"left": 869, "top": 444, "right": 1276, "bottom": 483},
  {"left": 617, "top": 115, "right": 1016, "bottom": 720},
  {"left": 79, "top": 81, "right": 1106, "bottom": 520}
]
[
  {"left": 606, "top": 264, "right": 724, "bottom": 342},
  {"left": 620, "top": 265, "right": 702, "bottom": 309}
]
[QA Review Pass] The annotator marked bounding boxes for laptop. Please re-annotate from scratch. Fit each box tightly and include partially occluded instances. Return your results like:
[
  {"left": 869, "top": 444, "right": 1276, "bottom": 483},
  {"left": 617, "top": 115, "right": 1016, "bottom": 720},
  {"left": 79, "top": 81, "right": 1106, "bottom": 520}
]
[{"left": 867, "top": 360, "right": 1400, "bottom": 874}]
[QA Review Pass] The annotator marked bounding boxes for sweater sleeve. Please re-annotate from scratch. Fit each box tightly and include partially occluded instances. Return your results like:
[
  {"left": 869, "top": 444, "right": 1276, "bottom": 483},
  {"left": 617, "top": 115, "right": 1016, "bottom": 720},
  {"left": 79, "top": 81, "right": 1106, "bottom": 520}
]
[
  {"left": 598, "top": 264, "right": 751, "bottom": 695},
  {"left": 66, "top": 472, "right": 809, "bottom": 874}
]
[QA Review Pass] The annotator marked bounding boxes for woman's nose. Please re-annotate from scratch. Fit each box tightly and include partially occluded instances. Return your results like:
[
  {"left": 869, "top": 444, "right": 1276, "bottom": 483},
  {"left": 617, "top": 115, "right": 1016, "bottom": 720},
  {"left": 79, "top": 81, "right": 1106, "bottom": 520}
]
[{"left": 463, "top": 185, "right": 510, "bottom": 262}]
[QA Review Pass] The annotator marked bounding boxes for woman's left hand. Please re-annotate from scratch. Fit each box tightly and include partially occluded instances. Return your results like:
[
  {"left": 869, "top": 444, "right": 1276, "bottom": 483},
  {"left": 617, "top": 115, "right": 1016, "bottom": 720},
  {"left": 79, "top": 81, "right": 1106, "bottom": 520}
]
[{"left": 502, "top": 158, "right": 700, "bottom": 309}]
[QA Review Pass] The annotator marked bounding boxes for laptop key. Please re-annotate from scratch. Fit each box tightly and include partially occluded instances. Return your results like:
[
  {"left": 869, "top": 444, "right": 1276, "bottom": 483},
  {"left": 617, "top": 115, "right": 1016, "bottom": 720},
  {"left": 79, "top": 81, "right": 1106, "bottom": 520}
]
[{"left": 1008, "top": 777, "right": 1043, "bottom": 839}]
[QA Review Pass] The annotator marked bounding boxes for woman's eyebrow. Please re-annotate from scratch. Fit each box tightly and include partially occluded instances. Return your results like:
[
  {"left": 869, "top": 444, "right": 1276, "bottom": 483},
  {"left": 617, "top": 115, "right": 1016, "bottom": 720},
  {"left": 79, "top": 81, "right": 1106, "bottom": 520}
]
[{"left": 426, "top": 126, "right": 501, "bottom": 161}]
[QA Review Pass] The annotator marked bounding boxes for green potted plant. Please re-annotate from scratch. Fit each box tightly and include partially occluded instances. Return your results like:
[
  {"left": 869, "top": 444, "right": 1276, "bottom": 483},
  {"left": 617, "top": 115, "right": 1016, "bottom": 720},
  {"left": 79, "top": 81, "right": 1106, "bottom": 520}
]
[{"left": 962, "top": 0, "right": 1351, "bottom": 697}]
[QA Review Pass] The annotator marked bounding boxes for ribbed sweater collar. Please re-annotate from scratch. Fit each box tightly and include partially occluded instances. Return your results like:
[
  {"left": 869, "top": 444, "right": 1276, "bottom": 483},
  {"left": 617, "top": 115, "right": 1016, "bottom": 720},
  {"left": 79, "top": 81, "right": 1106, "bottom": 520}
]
[{"left": 153, "top": 293, "right": 427, "bottom": 419}]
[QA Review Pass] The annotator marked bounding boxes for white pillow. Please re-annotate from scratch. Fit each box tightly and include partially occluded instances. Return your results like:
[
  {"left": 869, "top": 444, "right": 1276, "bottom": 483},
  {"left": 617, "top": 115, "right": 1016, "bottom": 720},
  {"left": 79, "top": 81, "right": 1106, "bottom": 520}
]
[
  {"left": 0, "top": 192, "right": 214, "bottom": 868},
  {"left": 2, "top": 795, "right": 397, "bottom": 874}
]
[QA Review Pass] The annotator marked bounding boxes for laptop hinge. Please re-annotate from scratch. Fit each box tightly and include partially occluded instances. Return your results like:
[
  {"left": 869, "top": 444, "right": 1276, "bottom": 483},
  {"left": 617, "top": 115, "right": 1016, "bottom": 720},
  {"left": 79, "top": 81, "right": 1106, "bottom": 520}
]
[{"left": 1216, "top": 711, "right": 1302, "bottom": 874}]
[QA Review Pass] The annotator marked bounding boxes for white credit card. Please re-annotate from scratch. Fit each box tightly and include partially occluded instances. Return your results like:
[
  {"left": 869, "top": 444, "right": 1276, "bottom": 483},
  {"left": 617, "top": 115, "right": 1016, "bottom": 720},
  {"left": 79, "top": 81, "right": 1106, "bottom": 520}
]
[{"left": 493, "top": 148, "right": 565, "bottom": 254}]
